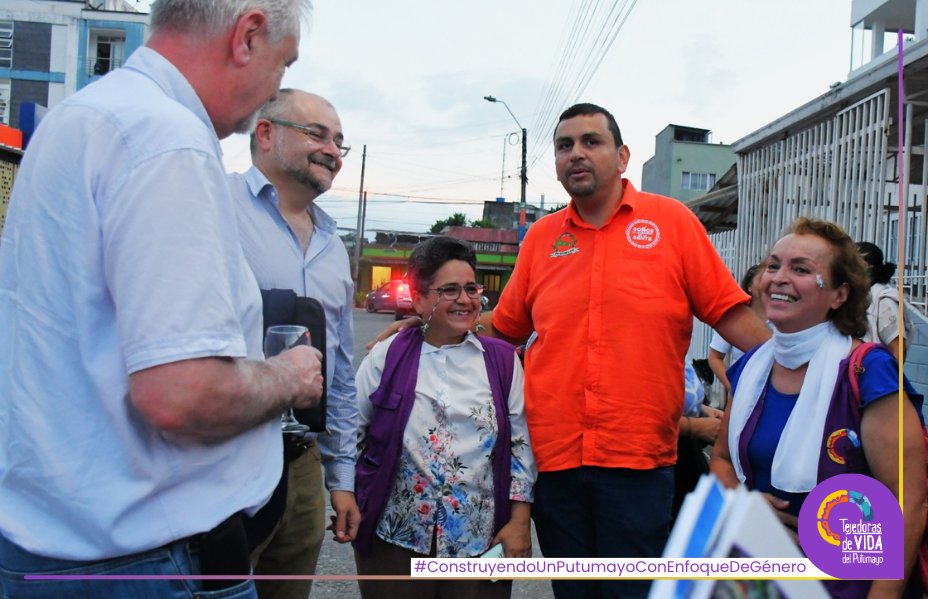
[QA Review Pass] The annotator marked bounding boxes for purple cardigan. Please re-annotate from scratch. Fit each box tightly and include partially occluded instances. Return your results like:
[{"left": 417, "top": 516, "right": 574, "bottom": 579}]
[
  {"left": 735, "top": 344, "right": 892, "bottom": 488},
  {"left": 735, "top": 342, "right": 923, "bottom": 599},
  {"left": 353, "top": 327, "right": 516, "bottom": 557}
]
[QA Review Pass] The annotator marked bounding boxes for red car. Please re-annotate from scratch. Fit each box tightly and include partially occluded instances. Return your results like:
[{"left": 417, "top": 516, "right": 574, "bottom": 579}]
[
  {"left": 365, "top": 280, "right": 411, "bottom": 315},
  {"left": 394, "top": 283, "right": 416, "bottom": 320}
]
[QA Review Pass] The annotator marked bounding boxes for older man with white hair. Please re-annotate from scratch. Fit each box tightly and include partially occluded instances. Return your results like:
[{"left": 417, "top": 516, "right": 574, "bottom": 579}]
[{"left": 0, "top": 1, "right": 319, "bottom": 597}]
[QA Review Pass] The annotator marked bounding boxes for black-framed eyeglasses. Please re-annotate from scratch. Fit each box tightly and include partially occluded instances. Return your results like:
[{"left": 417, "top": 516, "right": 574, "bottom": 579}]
[
  {"left": 429, "top": 284, "right": 484, "bottom": 301},
  {"left": 266, "top": 118, "right": 351, "bottom": 157}
]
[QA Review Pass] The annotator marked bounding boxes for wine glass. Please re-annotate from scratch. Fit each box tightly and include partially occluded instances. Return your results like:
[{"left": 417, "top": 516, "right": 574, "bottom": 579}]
[{"left": 264, "top": 324, "right": 312, "bottom": 435}]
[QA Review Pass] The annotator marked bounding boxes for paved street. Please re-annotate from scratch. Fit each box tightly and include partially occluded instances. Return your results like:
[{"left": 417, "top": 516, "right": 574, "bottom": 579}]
[{"left": 308, "top": 309, "right": 553, "bottom": 599}]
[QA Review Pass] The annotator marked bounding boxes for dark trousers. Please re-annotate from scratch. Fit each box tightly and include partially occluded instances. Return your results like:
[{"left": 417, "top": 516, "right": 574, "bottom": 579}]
[{"left": 532, "top": 466, "right": 674, "bottom": 599}]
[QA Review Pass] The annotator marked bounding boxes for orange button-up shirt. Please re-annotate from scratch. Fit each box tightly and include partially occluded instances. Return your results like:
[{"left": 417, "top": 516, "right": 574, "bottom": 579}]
[{"left": 493, "top": 181, "right": 749, "bottom": 472}]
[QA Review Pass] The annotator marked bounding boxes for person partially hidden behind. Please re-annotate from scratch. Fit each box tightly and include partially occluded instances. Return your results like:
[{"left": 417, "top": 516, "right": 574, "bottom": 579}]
[
  {"left": 857, "top": 241, "right": 909, "bottom": 362},
  {"left": 231, "top": 89, "right": 360, "bottom": 599},
  {"left": 673, "top": 363, "right": 723, "bottom": 520},
  {"left": 0, "top": 1, "right": 322, "bottom": 598},
  {"left": 354, "top": 236, "right": 536, "bottom": 599},
  {"left": 711, "top": 217, "right": 926, "bottom": 599},
  {"left": 708, "top": 263, "right": 767, "bottom": 405}
]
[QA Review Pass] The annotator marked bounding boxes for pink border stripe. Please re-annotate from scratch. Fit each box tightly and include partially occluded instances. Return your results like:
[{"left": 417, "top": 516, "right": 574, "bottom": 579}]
[{"left": 24, "top": 574, "right": 410, "bottom": 581}]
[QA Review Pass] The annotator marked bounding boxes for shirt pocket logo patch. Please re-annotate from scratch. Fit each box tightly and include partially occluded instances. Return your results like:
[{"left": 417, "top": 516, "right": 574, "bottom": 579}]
[{"left": 625, "top": 219, "right": 661, "bottom": 250}]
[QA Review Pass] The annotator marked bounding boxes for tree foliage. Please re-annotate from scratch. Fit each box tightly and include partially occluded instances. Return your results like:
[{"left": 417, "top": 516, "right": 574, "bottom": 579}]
[
  {"left": 429, "top": 213, "right": 499, "bottom": 233},
  {"left": 429, "top": 212, "right": 467, "bottom": 233},
  {"left": 469, "top": 218, "right": 498, "bottom": 229}
]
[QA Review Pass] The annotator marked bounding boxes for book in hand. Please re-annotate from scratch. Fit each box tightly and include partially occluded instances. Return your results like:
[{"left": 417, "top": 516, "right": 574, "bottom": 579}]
[
  {"left": 649, "top": 475, "right": 828, "bottom": 599},
  {"left": 480, "top": 543, "right": 504, "bottom": 582}
]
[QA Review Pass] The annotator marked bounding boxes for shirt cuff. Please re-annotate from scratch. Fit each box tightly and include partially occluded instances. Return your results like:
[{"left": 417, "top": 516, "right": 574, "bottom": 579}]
[
  {"left": 510, "top": 479, "right": 534, "bottom": 503},
  {"left": 324, "top": 460, "right": 356, "bottom": 493}
]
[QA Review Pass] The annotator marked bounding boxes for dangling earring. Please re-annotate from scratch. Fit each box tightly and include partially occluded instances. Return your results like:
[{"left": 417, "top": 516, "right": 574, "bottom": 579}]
[
  {"left": 420, "top": 301, "right": 439, "bottom": 335},
  {"left": 473, "top": 296, "right": 486, "bottom": 333}
]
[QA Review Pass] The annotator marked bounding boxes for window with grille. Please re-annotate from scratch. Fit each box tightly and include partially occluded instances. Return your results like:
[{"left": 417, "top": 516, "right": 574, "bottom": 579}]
[
  {"left": 0, "top": 21, "right": 13, "bottom": 69},
  {"left": 89, "top": 30, "right": 126, "bottom": 76},
  {"left": 0, "top": 79, "right": 9, "bottom": 125}
]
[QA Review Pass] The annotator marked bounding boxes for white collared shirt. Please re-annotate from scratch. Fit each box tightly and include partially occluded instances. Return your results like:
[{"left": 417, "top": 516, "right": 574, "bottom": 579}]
[
  {"left": 0, "top": 47, "right": 278, "bottom": 560},
  {"left": 357, "top": 333, "right": 536, "bottom": 557}
]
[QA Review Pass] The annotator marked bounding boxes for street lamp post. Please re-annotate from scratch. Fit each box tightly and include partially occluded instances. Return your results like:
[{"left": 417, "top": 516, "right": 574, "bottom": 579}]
[{"left": 484, "top": 96, "right": 527, "bottom": 232}]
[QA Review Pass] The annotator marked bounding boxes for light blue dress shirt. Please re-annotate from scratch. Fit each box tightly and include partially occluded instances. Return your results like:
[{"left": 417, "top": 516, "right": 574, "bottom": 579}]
[
  {"left": 0, "top": 47, "right": 279, "bottom": 560},
  {"left": 230, "top": 166, "right": 358, "bottom": 492},
  {"left": 683, "top": 363, "right": 705, "bottom": 417}
]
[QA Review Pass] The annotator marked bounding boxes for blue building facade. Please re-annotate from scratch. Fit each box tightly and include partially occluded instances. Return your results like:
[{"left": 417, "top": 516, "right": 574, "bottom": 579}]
[{"left": 0, "top": 0, "right": 147, "bottom": 130}]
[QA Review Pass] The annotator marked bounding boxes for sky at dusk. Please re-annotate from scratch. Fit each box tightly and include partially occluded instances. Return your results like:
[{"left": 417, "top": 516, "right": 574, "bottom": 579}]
[{"left": 150, "top": 1, "right": 857, "bottom": 233}]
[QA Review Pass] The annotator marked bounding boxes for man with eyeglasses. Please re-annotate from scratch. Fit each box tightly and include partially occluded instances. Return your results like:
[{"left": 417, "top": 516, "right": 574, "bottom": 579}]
[{"left": 229, "top": 89, "right": 358, "bottom": 599}]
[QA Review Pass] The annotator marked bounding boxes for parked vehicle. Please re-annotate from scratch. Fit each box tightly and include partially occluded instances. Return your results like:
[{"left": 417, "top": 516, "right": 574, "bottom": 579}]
[
  {"left": 394, "top": 283, "right": 415, "bottom": 320},
  {"left": 366, "top": 280, "right": 408, "bottom": 314}
]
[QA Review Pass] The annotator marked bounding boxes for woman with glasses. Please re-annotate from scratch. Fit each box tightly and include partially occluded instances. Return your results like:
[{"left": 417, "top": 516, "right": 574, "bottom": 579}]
[{"left": 353, "top": 236, "right": 536, "bottom": 599}]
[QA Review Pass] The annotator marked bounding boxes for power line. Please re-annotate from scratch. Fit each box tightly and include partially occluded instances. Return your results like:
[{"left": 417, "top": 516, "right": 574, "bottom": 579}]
[
  {"left": 325, "top": 190, "right": 489, "bottom": 205},
  {"left": 525, "top": 0, "right": 640, "bottom": 172},
  {"left": 529, "top": 1, "right": 619, "bottom": 168},
  {"left": 527, "top": 0, "right": 599, "bottom": 163},
  {"left": 363, "top": 132, "right": 511, "bottom": 156}
]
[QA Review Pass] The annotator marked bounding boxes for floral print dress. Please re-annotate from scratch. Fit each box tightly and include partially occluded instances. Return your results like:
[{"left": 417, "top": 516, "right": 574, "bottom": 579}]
[{"left": 356, "top": 333, "right": 536, "bottom": 558}]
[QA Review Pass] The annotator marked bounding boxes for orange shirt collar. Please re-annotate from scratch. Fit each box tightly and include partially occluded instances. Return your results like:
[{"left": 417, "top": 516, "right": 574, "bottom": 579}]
[{"left": 562, "top": 179, "right": 639, "bottom": 229}]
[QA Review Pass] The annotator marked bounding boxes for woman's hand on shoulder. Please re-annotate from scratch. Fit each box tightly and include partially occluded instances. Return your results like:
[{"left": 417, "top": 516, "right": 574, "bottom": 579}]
[{"left": 365, "top": 316, "right": 421, "bottom": 350}]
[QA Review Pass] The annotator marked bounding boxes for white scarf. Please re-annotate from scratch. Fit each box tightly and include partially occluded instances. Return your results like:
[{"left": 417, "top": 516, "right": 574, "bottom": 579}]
[{"left": 727, "top": 321, "right": 851, "bottom": 492}]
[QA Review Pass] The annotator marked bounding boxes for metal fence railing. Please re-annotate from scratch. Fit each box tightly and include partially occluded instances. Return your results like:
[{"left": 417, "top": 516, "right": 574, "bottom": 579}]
[{"left": 690, "top": 86, "right": 928, "bottom": 370}]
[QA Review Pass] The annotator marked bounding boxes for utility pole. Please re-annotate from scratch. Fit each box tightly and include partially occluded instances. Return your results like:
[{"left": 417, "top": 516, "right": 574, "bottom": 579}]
[
  {"left": 519, "top": 126, "right": 527, "bottom": 209},
  {"left": 360, "top": 191, "right": 368, "bottom": 248},
  {"left": 484, "top": 96, "right": 528, "bottom": 240},
  {"left": 499, "top": 135, "right": 507, "bottom": 198},
  {"left": 352, "top": 145, "right": 367, "bottom": 286}
]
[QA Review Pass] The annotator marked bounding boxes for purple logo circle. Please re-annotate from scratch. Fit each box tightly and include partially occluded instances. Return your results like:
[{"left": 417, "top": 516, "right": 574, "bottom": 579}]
[{"left": 798, "top": 473, "right": 903, "bottom": 580}]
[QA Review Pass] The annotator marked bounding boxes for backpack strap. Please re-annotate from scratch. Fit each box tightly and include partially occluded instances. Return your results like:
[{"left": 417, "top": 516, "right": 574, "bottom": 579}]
[{"left": 847, "top": 342, "right": 880, "bottom": 408}]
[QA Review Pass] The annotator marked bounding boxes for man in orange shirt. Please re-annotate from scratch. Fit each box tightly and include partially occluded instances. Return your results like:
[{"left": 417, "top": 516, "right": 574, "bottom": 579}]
[{"left": 483, "top": 103, "right": 771, "bottom": 599}]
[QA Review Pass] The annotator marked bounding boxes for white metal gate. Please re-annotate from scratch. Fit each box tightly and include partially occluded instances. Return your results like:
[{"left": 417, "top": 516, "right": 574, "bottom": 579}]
[{"left": 735, "top": 89, "right": 891, "bottom": 283}]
